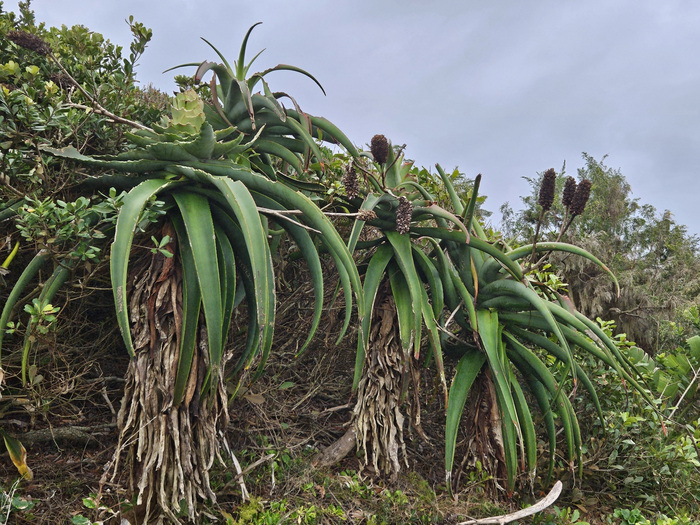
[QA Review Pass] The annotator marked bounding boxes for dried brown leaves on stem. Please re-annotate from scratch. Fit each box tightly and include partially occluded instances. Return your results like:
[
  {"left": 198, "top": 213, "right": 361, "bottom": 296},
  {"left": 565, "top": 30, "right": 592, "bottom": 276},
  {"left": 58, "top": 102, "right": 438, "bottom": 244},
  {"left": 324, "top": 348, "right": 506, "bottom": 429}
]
[
  {"left": 104, "top": 222, "right": 230, "bottom": 524},
  {"left": 353, "top": 280, "right": 409, "bottom": 481}
]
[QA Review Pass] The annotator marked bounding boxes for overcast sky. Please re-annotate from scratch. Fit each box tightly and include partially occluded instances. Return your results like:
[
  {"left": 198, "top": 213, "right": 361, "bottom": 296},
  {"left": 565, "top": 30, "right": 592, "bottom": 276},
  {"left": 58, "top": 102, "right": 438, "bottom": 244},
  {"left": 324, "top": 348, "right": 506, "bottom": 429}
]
[{"left": 6, "top": 0, "right": 700, "bottom": 235}]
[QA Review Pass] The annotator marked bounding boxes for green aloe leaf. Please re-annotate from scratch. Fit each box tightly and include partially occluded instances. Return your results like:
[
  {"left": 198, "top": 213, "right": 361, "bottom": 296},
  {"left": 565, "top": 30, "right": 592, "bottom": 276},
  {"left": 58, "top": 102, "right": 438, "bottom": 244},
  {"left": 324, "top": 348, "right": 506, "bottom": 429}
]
[
  {"left": 388, "top": 260, "right": 416, "bottom": 361},
  {"left": 435, "top": 164, "right": 464, "bottom": 216},
  {"left": 146, "top": 142, "right": 198, "bottom": 162},
  {"left": 505, "top": 336, "right": 577, "bottom": 465},
  {"left": 499, "top": 311, "right": 610, "bottom": 365},
  {"left": 210, "top": 206, "right": 260, "bottom": 374},
  {"left": 524, "top": 373, "right": 557, "bottom": 484},
  {"left": 20, "top": 256, "right": 75, "bottom": 386},
  {"left": 180, "top": 122, "right": 216, "bottom": 159},
  {"left": 480, "top": 278, "right": 576, "bottom": 389},
  {"left": 510, "top": 371, "right": 537, "bottom": 476},
  {"left": 386, "top": 231, "right": 423, "bottom": 358},
  {"left": 482, "top": 242, "right": 620, "bottom": 296},
  {"left": 251, "top": 64, "right": 326, "bottom": 95},
  {"left": 254, "top": 81, "right": 287, "bottom": 121},
  {"left": 235, "top": 22, "right": 262, "bottom": 78},
  {"left": 542, "top": 302, "right": 658, "bottom": 410},
  {"left": 354, "top": 244, "right": 394, "bottom": 390},
  {"left": 215, "top": 224, "right": 237, "bottom": 353},
  {"left": 426, "top": 239, "right": 468, "bottom": 331},
  {"left": 326, "top": 243, "right": 355, "bottom": 346},
  {"left": 397, "top": 180, "right": 435, "bottom": 201},
  {"left": 254, "top": 139, "right": 303, "bottom": 174},
  {"left": 248, "top": 192, "right": 323, "bottom": 356},
  {"left": 201, "top": 176, "right": 276, "bottom": 379},
  {"left": 170, "top": 213, "right": 202, "bottom": 407},
  {"left": 111, "top": 179, "right": 183, "bottom": 357},
  {"left": 462, "top": 173, "right": 481, "bottom": 233},
  {"left": 494, "top": 379, "right": 519, "bottom": 493},
  {"left": 445, "top": 348, "right": 486, "bottom": 497},
  {"left": 419, "top": 284, "right": 447, "bottom": 403},
  {"left": 287, "top": 110, "right": 360, "bottom": 157},
  {"left": 477, "top": 295, "right": 533, "bottom": 311},
  {"left": 347, "top": 193, "right": 382, "bottom": 254},
  {"left": 0, "top": 250, "right": 50, "bottom": 364},
  {"left": 40, "top": 145, "right": 172, "bottom": 173},
  {"left": 411, "top": 245, "right": 444, "bottom": 318},
  {"left": 179, "top": 162, "right": 364, "bottom": 328},
  {"left": 172, "top": 192, "right": 223, "bottom": 391},
  {"left": 412, "top": 204, "right": 470, "bottom": 240},
  {"left": 187, "top": 172, "right": 275, "bottom": 358},
  {"left": 411, "top": 227, "right": 523, "bottom": 281},
  {"left": 275, "top": 114, "right": 323, "bottom": 162},
  {"left": 450, "top": 267, "right": 478, "bottom": 333},
  {"left": 476, "top": 310, "right": 521, "bottom": 440},
  {"left": 508, "top": 325, "right": 605, "bottom": 426},
  {"left": 275, "top": 171, "right": 326, "bottom": 193}
]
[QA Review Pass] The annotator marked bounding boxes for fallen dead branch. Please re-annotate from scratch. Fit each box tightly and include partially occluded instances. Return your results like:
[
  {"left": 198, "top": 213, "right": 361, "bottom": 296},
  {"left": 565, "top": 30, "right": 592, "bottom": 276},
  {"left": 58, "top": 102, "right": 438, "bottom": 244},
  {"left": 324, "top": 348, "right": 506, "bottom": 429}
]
[
  {"left": 311, "top": 427, "right": 357, "bottom": 468},
  {"left": 456, "top": 481, "right": 563, "bottom": 525},
  {"left": 19, "top": 423, "right": 117, "bottom": 448}
]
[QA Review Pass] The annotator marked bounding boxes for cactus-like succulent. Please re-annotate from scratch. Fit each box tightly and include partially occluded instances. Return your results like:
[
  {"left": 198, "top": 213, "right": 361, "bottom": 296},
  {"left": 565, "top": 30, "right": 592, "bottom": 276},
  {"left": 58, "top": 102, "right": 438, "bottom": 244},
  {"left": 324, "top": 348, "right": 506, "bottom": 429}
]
[{"left": 159, "top": 89, "right": 206, "bottom": 135}]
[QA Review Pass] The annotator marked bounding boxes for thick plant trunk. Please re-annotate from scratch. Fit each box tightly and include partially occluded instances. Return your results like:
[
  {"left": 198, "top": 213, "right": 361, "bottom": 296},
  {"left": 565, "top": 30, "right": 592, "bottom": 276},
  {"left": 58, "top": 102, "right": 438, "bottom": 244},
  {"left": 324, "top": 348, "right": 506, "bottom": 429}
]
[
  {"left": 103, "top": 223, "right": 230, "bottom": 524},
  {"left": 352, "top": 280, "right": 410, "bottom": 480}
]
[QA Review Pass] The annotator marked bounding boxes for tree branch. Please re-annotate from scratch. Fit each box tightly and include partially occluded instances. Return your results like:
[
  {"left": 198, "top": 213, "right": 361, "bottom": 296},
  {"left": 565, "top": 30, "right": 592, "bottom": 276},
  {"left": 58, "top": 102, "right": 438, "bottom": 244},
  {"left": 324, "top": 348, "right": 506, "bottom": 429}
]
[{"left": 456, "top": 481, "right": 562, "bottom": 525}]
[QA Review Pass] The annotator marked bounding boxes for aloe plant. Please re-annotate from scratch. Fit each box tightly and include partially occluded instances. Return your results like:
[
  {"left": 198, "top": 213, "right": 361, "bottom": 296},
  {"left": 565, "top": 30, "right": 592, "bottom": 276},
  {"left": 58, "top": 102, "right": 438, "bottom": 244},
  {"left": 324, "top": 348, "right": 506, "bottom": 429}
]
[
  {"left": 338, "top": 135, "right": 660, "bottom": 495},
  {"left": 343, "top": 137, "right": 473, "bottom": 479},
  {"left": 39, "top": 89, "right": 363, "bottom": 522},
  {"left": 166, "top": 23, "right": 359, "bottom": 184},
  {"left": 433, "top": 171, "right": 665, "bottom": 495}
]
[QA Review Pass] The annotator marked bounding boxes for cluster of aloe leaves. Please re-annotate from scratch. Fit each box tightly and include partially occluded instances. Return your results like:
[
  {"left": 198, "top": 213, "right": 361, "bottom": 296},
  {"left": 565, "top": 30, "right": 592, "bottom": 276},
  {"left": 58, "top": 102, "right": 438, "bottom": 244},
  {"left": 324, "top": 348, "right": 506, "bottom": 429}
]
[
  {"left": 165, "top": 22, "right": 359, "bottom": 184},
  {"left": 336, "top": 138, "right": 662, "bottom": 494},
  {"left": 26, "top": 51, "right": 366, "bottom": 518},
  {"left": 39, "top": 89, "right": 363, "bottom": 400}
]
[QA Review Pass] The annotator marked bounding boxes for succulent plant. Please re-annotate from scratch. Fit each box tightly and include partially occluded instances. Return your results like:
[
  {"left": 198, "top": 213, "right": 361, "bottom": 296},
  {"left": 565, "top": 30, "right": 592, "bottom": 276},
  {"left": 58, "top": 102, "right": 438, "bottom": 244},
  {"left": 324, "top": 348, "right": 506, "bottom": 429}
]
[
  {"left": 38, "top": 86, "right": 363, "bottom": 523},
  {"left": 166, "top": 23, "right": 359, "bottom": 183}
]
